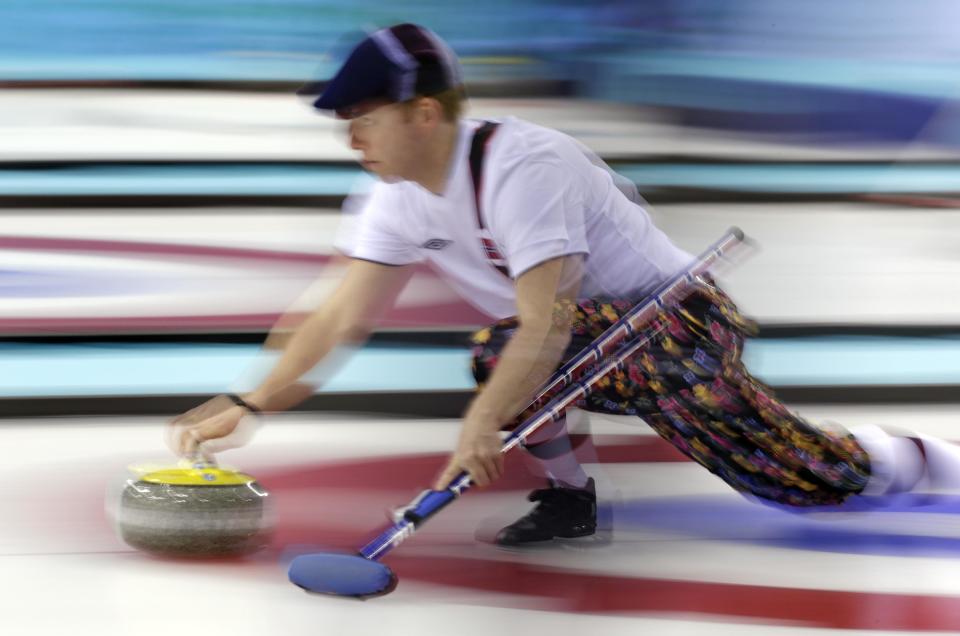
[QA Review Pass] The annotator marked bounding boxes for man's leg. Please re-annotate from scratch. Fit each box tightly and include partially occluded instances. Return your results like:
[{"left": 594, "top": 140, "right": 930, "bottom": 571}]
[
  {"left": 471, "top": 317, "right": 599, "bottom": 545},
  {"left": 639, "top": 284, "right": 875, "bottom": 506},
  {"left": 667, "top": 284, "right": 960, "bottom": 506},
  {"left": 519, "top": 409, "right": 590, "bottom": 488},
  {"left": 851, "top": 424, "right": 960, "bottom": 496},
  {"left": 495, "top": 409, "right": 597, "bottom": 545},
  {"left": 477, "top": 282, "right": 960, "bottom": 526}
]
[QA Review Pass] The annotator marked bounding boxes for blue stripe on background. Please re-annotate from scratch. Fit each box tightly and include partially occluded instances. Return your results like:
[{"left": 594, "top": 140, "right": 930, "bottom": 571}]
[
  {"left": 0, "top": 336, "right": 959, "bottom": 397},
  {"left": 0, "top": 343, "right": 472, "bottom": 397},
  {"left": 0, "top": 56, "right": 338, "bottom": 82},
  {"left": 740, "top": 336, "right": 960, "bottom": 386},
  {"left": 615, "top": 495, "right": 960, "bottom": 558},
  {"left": 618, "top": 164, "right": 960, "bottom": 194},
  {"left": 0, "top": 165, "right": 371, "bottom": 196},
  {"left": 2, "top": 164, "right": 960, "bottom": 196},
  {"left": 0, "top": 0, "right": 572, "bottom": 81}
]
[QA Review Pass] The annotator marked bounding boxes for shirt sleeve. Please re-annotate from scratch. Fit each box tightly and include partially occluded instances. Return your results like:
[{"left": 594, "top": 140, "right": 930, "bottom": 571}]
[
  {"left": 488, "top": 159, "right": 590, "bottom": 278},
  {"left": 334, "top": 183, "right": 423, "bottom": 266}
]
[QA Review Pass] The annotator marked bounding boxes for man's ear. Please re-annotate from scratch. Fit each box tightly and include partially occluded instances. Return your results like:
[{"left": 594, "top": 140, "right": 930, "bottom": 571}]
[{"left": 414, "top": 96, "right": 443, "bottom": 126}]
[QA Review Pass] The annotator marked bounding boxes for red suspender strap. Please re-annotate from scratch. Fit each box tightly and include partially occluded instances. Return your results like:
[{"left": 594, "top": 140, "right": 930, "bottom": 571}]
[{"left": 468, "top": 121, "right": 510, "bottom": 278}]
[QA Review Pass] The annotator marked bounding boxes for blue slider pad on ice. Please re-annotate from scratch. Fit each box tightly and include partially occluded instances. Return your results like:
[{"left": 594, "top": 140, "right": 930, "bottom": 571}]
[{"left": 288, "top": 553, "right": 398, "bottom": 598}]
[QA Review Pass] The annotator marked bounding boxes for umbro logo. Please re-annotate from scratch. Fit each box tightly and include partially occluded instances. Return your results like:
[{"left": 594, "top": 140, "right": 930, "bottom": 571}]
[{"left": 421, "top": 238, "right": 453, "bottom": 250}]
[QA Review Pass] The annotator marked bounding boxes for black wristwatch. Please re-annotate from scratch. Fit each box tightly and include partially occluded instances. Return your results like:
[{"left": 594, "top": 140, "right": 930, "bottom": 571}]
[{"left": 226, "top": 393, "right": 263, "bottom": 414}]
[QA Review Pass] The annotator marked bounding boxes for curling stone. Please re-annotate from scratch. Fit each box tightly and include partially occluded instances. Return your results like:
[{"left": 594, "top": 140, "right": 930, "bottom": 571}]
[{"left": 115, "top": 460, "right": 273, "bottom": 557}]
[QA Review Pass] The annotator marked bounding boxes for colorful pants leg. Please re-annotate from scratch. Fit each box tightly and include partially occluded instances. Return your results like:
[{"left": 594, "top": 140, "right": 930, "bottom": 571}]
[{"left": 470, "top": 281, "right": 872, "bottom": 507}]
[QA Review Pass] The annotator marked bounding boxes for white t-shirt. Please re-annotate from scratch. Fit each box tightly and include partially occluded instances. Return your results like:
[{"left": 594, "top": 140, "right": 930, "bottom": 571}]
[{"left": 336, "top": 117, "right": 693, "bottom": 320}]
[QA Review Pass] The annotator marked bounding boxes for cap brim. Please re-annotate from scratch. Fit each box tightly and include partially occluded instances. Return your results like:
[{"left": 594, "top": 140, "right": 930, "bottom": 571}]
[{"left": 308, "top": 38, "right": 393, "bottom": 112}]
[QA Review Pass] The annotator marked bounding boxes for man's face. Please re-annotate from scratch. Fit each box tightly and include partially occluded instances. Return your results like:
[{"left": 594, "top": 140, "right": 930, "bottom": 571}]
[{"left": 341, "top": 100, "right": 421, "bottom": 182}]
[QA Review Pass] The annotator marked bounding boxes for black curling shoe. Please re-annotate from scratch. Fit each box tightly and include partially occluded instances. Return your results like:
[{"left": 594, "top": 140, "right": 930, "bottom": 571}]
[{"left": 495, "top": 478, "right": 596, "bottom": 546}]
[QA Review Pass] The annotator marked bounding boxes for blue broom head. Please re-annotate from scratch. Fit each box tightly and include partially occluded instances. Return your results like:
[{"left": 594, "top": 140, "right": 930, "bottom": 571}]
[{"left": 288, "top": 552, "right": 397, "bottom": 597}]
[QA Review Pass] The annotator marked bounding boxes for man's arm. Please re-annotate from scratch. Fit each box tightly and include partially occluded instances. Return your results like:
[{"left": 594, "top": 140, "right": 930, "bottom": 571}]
[
  {"left": 434, "top": 253, "right": 583, "bottom": 487},
  {"left": 234, "top": 254, "right": 352, "bottom": 412},
  {"left": 244, "top": 258, "right": 414, "bottom": 411},
  {"left": 170, "top": 258, "right": 414, "bottom": 456},
  {"left": 467, "top": 254, "right": 583, "bottom": 423}
]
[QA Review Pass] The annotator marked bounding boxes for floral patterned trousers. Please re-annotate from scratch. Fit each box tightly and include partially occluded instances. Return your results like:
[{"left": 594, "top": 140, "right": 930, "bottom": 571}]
[{"left": 470, "top": 281, "right": 871, "bottom": 507}]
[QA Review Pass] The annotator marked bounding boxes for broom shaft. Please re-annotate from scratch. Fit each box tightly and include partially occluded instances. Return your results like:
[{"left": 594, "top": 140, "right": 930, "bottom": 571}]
[{"left": 359, "top": 228, "right": 749, "bottom": 561}]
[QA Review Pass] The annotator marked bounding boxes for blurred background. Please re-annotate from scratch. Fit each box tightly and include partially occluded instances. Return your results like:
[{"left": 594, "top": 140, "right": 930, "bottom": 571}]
[
  {"left": 4, "top": 2, "right": 960, "bottom": 634},
  {"left": 3, "top": 0, "right": 960, "bottom": 416}
]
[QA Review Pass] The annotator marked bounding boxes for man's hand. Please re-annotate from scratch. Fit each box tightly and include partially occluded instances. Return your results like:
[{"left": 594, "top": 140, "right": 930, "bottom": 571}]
[
  {"left": 166, "top": 395, "right": 257, "bottom": 458},
  {"left": 433, "top": 411, "right": 504, "bottom": 489}
]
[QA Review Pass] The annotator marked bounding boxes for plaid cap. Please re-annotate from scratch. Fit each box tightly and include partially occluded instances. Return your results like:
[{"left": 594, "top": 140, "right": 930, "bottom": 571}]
[{"left": 304, "top": 23, "right": 463, "bottom": 114}]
